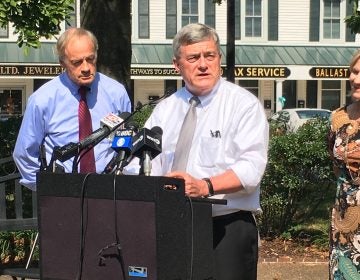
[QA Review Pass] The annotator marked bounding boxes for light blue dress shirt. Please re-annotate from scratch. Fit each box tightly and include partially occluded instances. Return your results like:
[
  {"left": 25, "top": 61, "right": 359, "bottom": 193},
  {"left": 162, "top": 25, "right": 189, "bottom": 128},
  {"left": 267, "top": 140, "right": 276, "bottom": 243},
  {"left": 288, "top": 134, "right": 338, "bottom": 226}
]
[{"left": 13, "top": 72, "right": 131, "bottom": 190}]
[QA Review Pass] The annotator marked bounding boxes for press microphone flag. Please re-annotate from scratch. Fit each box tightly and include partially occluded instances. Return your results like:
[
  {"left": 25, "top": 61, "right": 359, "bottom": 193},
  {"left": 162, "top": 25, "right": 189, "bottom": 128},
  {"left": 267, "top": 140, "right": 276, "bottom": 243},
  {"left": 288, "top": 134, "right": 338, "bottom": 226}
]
[
  {"left": 132, "top": 126, "right": 163, "bottom": 176},
  {"left": 102, "top": 122, "right": 138, "bottom": 174},
  {"left": 52, "top": 112, "right": 131, "bottom": 162}
]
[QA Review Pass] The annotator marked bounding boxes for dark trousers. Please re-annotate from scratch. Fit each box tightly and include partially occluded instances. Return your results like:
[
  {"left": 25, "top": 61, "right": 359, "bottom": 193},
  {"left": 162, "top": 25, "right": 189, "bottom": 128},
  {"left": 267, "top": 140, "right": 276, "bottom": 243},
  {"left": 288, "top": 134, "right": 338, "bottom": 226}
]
[{"left": 213, "top": 210, "right": 258, "bottom": 280}]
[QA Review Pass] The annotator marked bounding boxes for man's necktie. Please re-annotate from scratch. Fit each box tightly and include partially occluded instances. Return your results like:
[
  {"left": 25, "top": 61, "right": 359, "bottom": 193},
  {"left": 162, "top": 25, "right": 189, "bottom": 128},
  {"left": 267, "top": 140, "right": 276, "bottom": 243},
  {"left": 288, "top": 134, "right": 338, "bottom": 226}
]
[
  {"left": 172, "top": 96, "right": 200, "bottom": 171},
  {"left": 78, "top": 86, "right": 96, "bottom": 173}
]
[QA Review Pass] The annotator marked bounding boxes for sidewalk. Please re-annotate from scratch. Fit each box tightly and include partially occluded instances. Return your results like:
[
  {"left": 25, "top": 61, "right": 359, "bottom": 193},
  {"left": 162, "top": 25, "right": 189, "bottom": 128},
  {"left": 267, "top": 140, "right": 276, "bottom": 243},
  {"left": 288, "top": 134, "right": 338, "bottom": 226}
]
[{"left": 258, "top": 262, "right": 328, "bottom": 280}]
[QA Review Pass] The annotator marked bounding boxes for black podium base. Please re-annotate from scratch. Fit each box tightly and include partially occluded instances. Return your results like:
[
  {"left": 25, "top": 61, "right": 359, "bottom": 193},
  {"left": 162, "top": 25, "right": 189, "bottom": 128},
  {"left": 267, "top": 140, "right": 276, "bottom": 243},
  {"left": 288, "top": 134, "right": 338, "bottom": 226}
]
[{"left": 37, "top": 173, "right": 215, "bottom": 280}]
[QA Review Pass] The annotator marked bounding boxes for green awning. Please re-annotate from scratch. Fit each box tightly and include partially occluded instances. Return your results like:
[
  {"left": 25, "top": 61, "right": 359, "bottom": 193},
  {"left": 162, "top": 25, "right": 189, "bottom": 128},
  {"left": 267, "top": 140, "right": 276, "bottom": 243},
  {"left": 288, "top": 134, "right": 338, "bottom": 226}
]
[
  {"left": 0, "top": 42, "right": 357, "bottom": 67},
  {"left": 132, "top": 44, "right": 358, "bottom": 67}
]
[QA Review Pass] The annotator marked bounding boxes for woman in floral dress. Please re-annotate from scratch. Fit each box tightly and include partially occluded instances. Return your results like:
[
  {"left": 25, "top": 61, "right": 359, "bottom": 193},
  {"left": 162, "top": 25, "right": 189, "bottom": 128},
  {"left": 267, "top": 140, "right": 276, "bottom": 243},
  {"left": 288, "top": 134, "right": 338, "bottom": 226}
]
[{"left": 328, "top": 50, "right": 360, "bottom": 280}]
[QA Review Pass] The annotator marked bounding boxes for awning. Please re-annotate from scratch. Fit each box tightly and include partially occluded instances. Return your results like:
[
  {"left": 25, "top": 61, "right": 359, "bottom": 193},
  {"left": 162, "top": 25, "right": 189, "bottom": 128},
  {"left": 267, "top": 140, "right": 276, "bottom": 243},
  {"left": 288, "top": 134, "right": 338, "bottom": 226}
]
[
  {"left": 131, "top": 44, "right": 359, "bottom": 67},
  {"left": 0, "top": 42, "right": 357, "bottom": 67}
]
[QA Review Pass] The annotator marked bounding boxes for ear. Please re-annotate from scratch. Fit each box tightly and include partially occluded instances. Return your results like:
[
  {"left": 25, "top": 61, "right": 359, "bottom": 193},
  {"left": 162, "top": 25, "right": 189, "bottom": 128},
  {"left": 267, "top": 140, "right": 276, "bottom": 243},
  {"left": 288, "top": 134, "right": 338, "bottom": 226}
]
[
  {"left": 173, "top": 57, "right": 181, "bottom": 73},
  {"left": 59, "top": 60, "right": 66, "bottom": 68}
]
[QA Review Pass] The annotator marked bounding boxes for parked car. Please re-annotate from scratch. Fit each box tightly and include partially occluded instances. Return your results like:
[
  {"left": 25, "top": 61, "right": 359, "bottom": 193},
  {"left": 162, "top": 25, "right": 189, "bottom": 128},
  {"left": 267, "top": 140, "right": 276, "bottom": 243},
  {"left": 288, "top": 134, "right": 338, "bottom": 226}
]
[{"left": 269, "top": 108, "right": 331, "bottom": 132}]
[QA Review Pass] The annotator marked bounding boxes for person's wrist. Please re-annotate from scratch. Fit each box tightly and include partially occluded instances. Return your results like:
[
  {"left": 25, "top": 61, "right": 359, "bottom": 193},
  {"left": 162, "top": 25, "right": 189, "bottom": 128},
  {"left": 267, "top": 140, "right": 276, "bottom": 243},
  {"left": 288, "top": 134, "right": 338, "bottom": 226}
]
[{"left": 202, "top": 177, "right": 214, "bottom": 197}]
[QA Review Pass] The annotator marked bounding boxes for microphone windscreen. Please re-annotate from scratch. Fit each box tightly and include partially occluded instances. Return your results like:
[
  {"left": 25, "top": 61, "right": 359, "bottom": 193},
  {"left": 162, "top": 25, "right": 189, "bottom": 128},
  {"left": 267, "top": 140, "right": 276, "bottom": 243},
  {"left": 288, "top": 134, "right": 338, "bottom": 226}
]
[{"left": 151, "top": 126, "right": 163, "bottom": 136}]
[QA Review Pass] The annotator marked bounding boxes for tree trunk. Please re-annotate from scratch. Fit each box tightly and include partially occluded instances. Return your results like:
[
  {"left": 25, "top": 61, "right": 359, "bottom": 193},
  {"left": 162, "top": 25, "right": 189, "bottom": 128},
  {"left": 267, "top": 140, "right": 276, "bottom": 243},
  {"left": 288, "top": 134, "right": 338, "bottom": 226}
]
[{"left": 80, "top": 0, "right": 132, "bottom": 99}]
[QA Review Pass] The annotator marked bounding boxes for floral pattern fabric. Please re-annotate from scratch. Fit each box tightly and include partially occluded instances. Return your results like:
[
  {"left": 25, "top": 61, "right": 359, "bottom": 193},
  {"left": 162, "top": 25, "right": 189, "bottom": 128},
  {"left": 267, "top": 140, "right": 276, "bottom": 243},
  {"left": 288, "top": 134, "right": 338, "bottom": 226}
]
[{"left": 329, "top": 106, "right": 360, "bottom": 280}]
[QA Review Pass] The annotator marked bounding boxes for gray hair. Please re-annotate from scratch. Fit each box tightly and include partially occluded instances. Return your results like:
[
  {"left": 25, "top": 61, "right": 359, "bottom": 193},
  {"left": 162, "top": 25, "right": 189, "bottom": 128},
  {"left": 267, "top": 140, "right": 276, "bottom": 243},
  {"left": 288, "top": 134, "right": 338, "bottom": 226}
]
[
  {"left": 172, "top": 23, "right": 220, "bottom": 59},
  {"left": 56, "top": 27, "right": 98, "bottom": 63}
]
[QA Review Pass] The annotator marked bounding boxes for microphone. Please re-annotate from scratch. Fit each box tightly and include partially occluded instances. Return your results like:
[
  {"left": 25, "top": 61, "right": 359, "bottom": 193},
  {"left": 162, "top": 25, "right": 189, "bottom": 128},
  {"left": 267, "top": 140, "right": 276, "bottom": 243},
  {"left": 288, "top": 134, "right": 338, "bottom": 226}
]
[
  {"left": 102, "top": 121, "right": 138, "bottom": 174},
  {"left": 52, "top": 112, "right": 131, "bottom": 162},
  {"left": 131, "top": 126, "right": 163, "bottom": 176}
]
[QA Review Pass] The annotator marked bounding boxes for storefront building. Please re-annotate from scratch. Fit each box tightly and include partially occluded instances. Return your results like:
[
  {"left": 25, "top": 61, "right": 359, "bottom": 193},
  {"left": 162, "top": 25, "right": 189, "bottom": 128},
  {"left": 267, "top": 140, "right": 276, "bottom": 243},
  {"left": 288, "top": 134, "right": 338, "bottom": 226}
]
[{"left": 0, "top": 0, "right": 358, "bottom": 120}]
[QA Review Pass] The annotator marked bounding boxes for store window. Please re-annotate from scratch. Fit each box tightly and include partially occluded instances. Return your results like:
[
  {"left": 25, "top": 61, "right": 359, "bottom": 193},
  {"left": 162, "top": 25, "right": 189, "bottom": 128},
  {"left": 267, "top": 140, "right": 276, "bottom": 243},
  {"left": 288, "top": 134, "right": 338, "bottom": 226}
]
[
  {"left": 321, "top": 80, "right": 340, "bottom": 110},
  {"left": 0, "top": 88, "right": 22, "bottom": 119},
  {"left": 238, "top": 79, "right": 258, "bottom": 97}
]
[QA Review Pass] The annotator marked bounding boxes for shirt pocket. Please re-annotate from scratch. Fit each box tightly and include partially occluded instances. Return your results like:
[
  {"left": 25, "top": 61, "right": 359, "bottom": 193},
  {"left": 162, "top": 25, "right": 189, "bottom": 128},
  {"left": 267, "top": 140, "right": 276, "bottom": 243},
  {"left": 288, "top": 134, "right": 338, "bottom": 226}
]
[{"left": 197, "top": 136, "right": 221, "bottom": 168}]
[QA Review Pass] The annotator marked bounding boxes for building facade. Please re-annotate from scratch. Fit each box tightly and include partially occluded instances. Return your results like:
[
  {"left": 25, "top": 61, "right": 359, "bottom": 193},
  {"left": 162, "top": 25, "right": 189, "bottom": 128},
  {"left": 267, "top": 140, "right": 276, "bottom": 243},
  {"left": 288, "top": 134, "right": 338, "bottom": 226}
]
[{"left": 0, "top": 0, "right": 358, "bottom": 120}]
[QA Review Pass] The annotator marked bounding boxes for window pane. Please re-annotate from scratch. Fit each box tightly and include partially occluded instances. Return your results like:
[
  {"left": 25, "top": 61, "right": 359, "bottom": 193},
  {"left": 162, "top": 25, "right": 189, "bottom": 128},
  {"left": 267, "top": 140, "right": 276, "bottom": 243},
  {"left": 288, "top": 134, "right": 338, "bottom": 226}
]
[
  {"left": 254, "top": 0, "right": 262, "bottom": 16},
  {"left": 322, "top": 90, "right": 340, "bottom": 110},
  {"left": 253, "top": 18, "right": 261, "bottom": 36},
  {"left": 323, "top": 20, "right": 331, "bottom": 38},
  {"left": 235, "top": 0, "right": 240, "bottom": 39},
  {"left": 205, "top": 0, "right": 215, "bottom": 28},
  {"left": 324, "top": 0, "right": 331, "bottom": 17},
  {"left": 0, "top": 25, "right": 8, "bottom": 38},
  {"left": 191, "top": 0, "right": 198, "bottom": 13},
  {"left": 332, "top": 1, "right": 340, "bottom": 17},
  {"left": 332, "top": 20, "right": 340, "bottom": 38},
  {"left": 166, "top": 0, "right": 177, "bottom": 39},
  {"left": 0, "top": 89, "right": 22, "bottom": 118},
  {"left": 323, "top": 80, "right": 340, "bottom": 89},
  {"left": 139, "top": 17, "right": 149, "bottom": 38},
  {"left": 183, "top": 0, "right": 189, "bottom": 13},
  {"left": 246, "top": 0, "right": 253, "bottom": 15},
  {"left": 139, "top": 0, "right": 149, "bottom": 13},
  {"left": 245, "top": 18, "right": 252, "bottom": 36}
]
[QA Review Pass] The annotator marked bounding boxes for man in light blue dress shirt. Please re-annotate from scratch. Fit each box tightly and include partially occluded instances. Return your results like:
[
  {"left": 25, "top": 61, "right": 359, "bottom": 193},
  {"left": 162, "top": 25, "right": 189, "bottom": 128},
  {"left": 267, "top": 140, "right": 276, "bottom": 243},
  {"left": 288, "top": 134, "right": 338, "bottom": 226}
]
[{"left": 13, "top": 28, "right": 131, "bottom": 191}]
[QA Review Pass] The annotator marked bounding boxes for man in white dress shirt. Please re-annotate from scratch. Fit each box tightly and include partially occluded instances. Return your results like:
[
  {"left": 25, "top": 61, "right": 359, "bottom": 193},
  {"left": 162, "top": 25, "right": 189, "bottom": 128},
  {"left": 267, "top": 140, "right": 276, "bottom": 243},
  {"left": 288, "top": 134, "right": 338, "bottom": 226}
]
[{"left": 144, "top": 23, "right": 269, "bottom": 280}]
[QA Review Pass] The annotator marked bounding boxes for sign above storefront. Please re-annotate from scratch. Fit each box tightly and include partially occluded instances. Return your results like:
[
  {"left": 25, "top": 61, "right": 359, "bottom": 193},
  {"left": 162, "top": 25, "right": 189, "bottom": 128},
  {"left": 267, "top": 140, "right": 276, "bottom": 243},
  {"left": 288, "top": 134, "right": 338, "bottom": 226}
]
[
  {"left": 233, "top": 67, "right": 290, "bottom": 78},
  {"left": 131, "top": 66, "right": 291, "bottom": 78},
  {"left": 309, "top": 67, "right": 349, "bottom": 79},
  {"left": 0, "top": 64, "right": 64, "bottom": 77}
]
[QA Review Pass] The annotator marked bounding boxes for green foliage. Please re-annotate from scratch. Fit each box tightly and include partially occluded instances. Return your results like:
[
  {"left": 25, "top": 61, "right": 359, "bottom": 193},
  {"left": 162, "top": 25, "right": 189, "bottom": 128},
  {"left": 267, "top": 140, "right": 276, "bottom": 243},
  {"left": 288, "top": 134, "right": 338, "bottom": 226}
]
[
  {"left": 0, "top": 116, "right": 22, "bottom": 159},
  {"left": 131, "top": 104, "right": 154, "bottom": 128},
  {"left": 0, "top": 0, "right": 74, "bottom": 49},
  {"left": 0, "top": 230, "right": 38, "bottom": 265},
  {"left": 259, "top": 117, "right": 336, "bottom": 237},
  {"left": 345, "top": 0, "right": 360, "bottom": 34}
]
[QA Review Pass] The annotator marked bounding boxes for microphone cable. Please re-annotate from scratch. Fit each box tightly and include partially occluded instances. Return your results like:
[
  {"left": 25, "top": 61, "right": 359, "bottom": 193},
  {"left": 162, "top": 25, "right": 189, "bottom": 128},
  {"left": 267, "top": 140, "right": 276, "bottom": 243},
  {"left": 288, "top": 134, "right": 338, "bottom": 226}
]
[
  {"left": 186, "top": 196, "right": 195, "bottom": 280},
  {"left": 76, "top": 172, "right": 92, "bottom": 280},
  {"left": 97, "top": 174, "right": 128, "bottom": 280}
]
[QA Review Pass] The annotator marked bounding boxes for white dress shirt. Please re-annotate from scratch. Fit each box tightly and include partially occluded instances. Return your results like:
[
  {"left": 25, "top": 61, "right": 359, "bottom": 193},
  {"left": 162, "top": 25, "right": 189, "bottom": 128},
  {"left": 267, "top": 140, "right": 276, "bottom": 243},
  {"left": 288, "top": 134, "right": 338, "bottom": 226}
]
[{"left": 145, "top": 78, "right": 269, "bottom": 216}]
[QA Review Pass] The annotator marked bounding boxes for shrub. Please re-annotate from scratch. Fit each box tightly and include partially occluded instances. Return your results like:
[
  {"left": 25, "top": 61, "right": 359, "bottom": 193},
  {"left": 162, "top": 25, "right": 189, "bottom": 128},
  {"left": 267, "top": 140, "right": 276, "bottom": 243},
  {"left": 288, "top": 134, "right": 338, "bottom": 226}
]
[{"left": 259, "top": 117, "right": 336, "bottom": 237}]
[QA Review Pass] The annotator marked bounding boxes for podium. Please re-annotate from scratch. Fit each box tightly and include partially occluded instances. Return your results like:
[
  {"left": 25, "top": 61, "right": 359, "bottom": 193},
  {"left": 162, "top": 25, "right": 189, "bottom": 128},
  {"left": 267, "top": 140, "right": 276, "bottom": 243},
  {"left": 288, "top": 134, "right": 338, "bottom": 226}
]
[{"left": 36, "top": 173, "right": 218, "bottom": 280}]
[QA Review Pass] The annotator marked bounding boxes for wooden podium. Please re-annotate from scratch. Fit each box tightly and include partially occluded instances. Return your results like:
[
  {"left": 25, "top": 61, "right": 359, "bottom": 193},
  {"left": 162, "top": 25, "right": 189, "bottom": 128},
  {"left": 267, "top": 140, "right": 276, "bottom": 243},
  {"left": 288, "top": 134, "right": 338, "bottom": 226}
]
[{"left": 36, "top": 173, "right": 218, "bottom": 280}]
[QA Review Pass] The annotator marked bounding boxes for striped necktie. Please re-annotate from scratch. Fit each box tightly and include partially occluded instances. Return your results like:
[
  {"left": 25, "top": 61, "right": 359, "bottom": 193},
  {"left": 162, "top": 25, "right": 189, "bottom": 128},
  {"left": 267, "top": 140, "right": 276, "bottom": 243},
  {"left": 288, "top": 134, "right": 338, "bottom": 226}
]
[
  {"left": 172, "top": 96, "right": 200, "bottom": 171},
  {"left": 78, "top": 86, "right": 96, "bottom": 173}
]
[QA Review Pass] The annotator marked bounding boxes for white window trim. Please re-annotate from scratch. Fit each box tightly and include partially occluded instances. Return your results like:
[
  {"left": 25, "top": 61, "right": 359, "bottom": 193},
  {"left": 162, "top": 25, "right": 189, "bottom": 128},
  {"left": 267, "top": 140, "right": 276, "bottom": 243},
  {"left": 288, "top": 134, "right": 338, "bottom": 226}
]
[
  {"left": 319, "top": 0, "right": 346, "bottom": 42},
  {"left": 241, "top": 0, "right": 268, "bottom": 42}
]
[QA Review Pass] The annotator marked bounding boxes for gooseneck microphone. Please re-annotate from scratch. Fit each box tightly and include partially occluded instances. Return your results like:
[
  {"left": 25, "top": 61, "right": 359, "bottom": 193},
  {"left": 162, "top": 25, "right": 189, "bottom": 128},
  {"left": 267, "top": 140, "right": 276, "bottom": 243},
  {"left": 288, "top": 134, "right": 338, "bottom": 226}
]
[
  {"left": 51, "top": 112, "right": 131, "bottom": 163},
  {"left": 131, "top": 126, "right": 163, "bottom": 176}
]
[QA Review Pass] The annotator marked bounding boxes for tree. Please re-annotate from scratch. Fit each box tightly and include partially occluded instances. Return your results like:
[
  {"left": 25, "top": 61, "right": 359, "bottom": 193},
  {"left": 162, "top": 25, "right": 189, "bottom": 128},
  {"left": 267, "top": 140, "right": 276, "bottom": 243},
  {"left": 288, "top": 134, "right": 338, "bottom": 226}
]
[
  {"left": 0, "top": 0, "right": 74, "bottom": 49},
  {"left": 0, "top": 0, "right": 132, "bottom": 100},
  {"left": 345, "top": 0, "right": 360, "bottom": 34},
  {"left": 80, "top": 0, "right": 132, "bottom": 96}
]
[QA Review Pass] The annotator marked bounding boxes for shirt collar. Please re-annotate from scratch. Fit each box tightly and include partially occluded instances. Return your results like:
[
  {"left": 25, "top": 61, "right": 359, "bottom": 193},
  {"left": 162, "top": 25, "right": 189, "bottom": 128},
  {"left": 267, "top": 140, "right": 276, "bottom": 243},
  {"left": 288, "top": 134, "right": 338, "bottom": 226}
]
[
  {"left": 62, "top": 72, "right": 98, "bottom": 96},
  {"left": 183, "top": 78, "right": 222, "bottom": 108}
]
